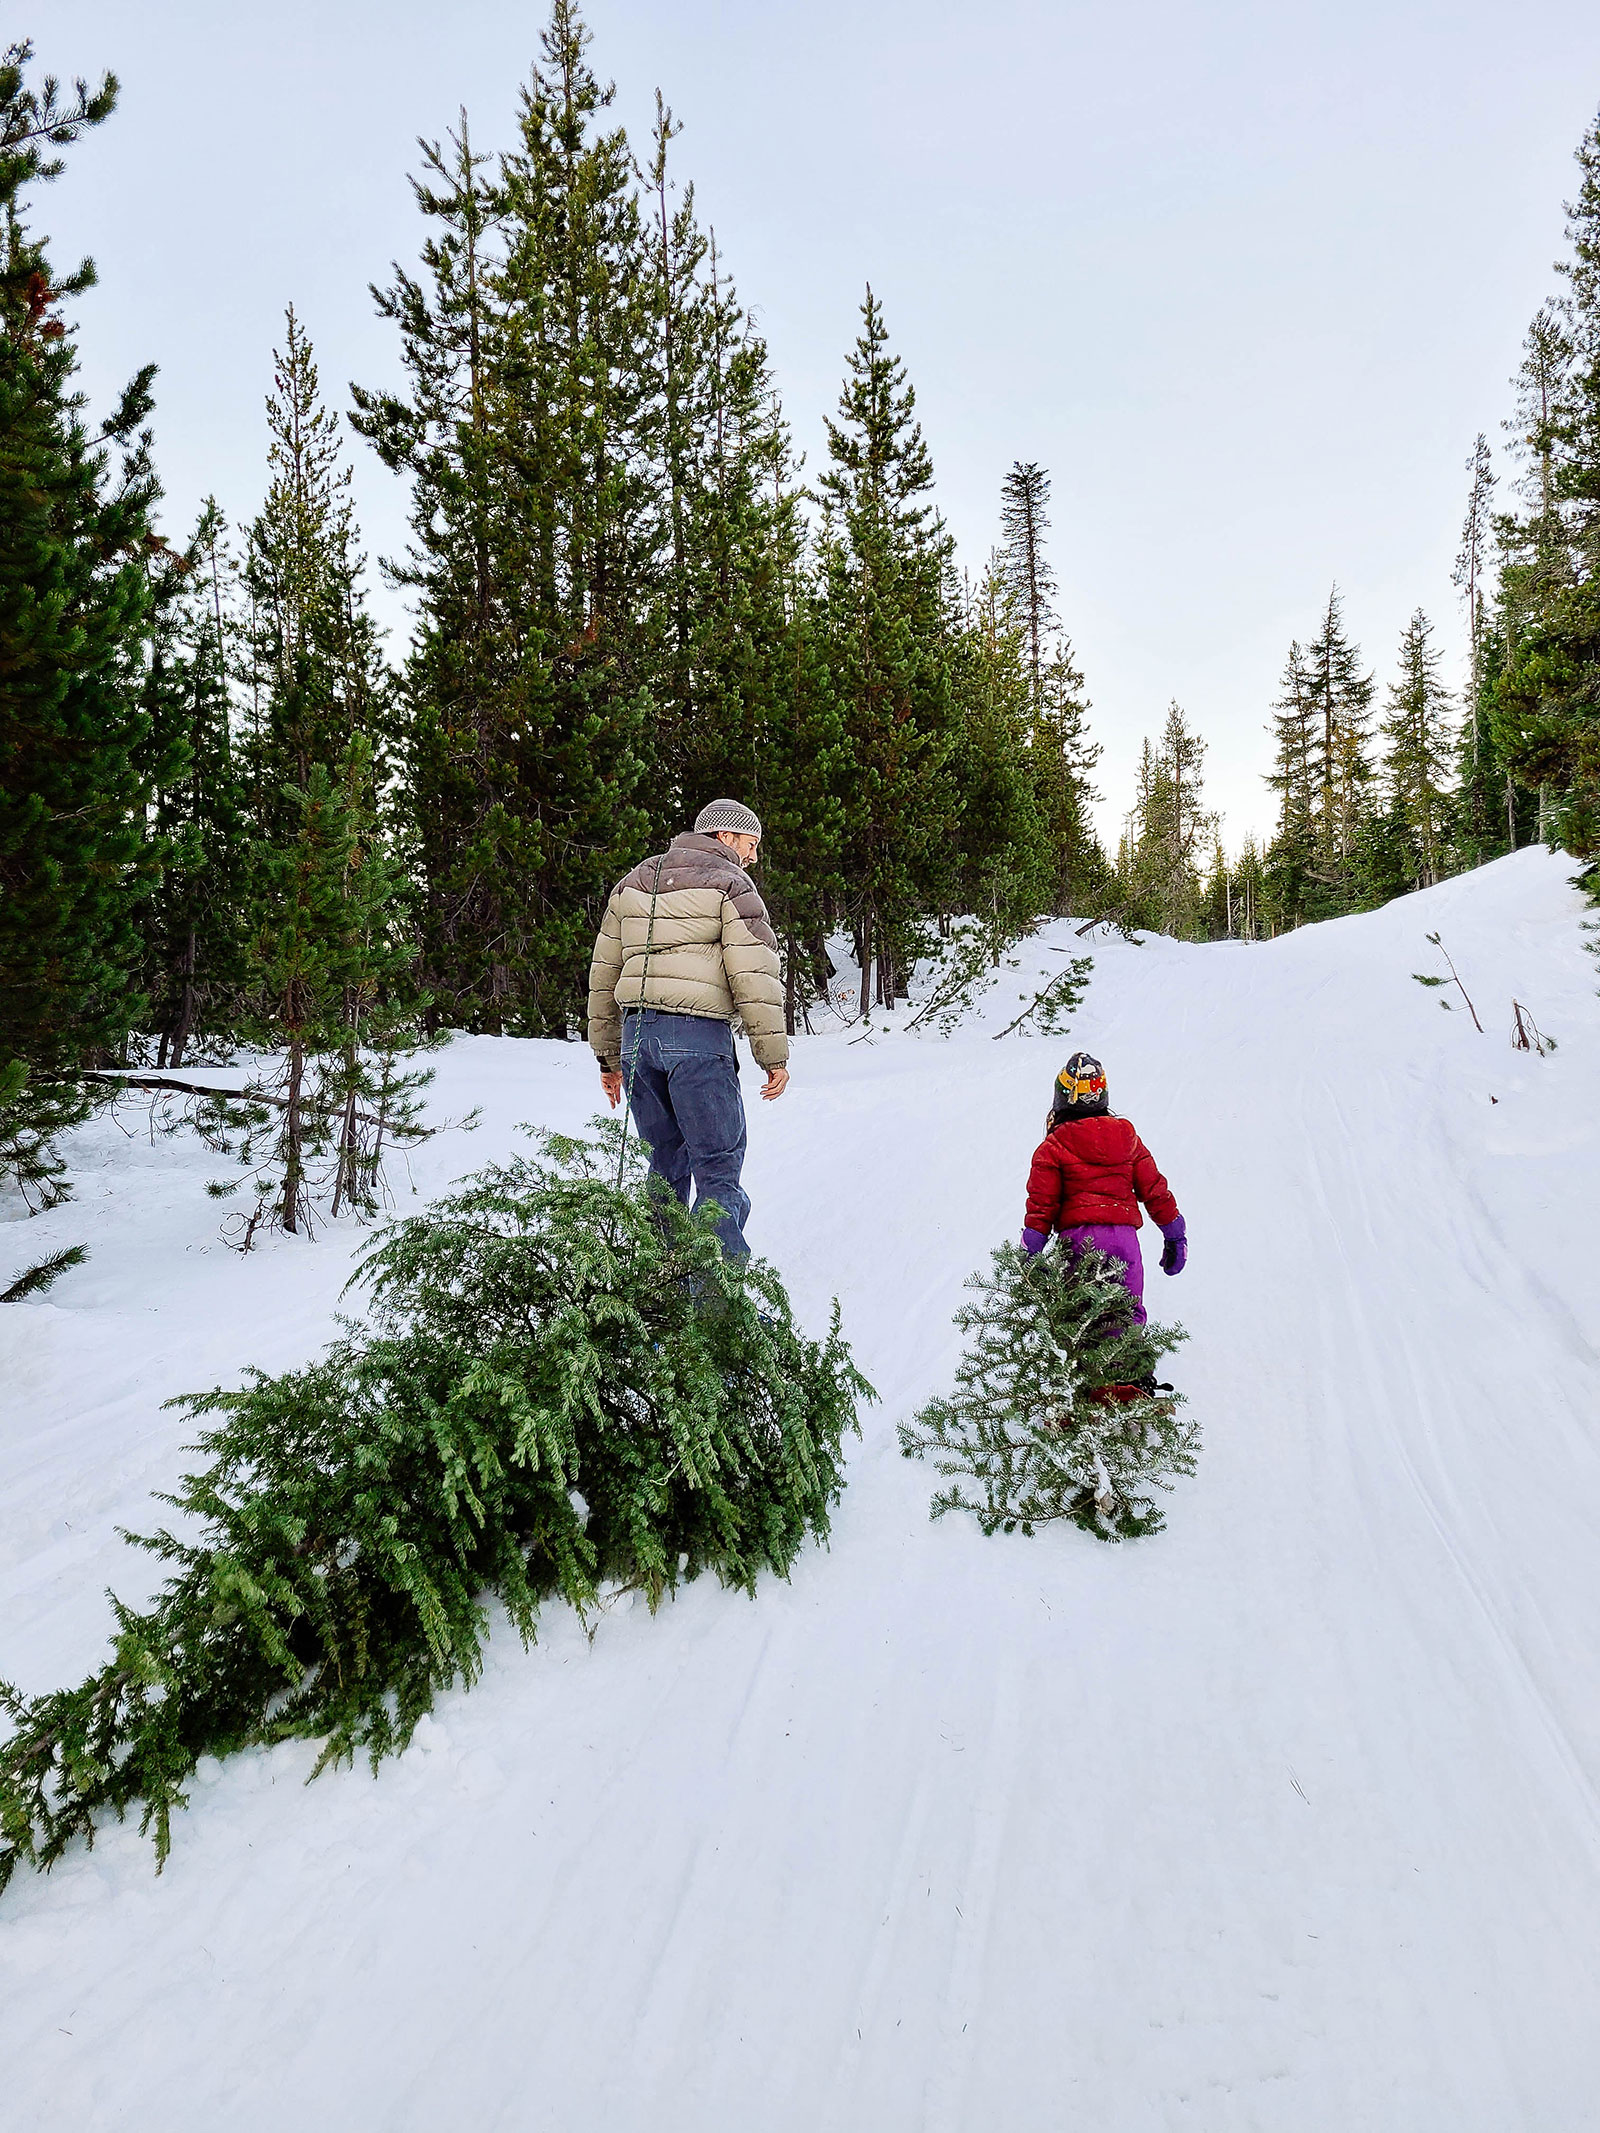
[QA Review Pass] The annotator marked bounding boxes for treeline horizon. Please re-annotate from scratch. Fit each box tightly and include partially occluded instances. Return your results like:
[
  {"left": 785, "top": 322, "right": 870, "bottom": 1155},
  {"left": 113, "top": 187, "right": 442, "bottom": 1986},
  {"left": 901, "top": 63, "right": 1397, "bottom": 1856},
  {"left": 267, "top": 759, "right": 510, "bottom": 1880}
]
[{"left": 2, "top": 8, "right": 1597, "bottom": 1226}]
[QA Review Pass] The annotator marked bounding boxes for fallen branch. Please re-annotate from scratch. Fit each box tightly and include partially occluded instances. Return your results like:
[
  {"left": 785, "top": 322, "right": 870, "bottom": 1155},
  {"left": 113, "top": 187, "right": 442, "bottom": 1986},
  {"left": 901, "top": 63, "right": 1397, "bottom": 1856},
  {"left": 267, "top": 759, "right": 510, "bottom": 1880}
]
[
  {"left": 992, "top": 956, "right": 1094, "bottom": 1041},
  {"left": 77, "top": 1072, "right": 416, "bottom": 1138}
]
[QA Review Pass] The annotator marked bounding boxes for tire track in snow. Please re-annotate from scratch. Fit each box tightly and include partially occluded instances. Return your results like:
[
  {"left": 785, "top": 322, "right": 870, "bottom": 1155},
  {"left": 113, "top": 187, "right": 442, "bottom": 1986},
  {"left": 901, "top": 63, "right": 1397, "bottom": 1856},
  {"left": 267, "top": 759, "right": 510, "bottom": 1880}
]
[
  {"left": 1299, "top": 1068, "right": 1600, "bottom": 1854},
  {"left": 920, "top": 1645, "right": 1026, "bottom": 2133},
  {"left": 818, "top": 1769, "right": 936, "bottom": 2133}
]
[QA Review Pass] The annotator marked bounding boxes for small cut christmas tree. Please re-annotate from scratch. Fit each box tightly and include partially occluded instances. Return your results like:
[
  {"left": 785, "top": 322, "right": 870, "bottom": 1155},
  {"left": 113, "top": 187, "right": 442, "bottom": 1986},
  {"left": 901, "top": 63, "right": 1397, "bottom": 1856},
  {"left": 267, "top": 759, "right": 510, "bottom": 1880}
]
[{"left": 899, "top": 1239, "right": 1198, "bottom": 1541}]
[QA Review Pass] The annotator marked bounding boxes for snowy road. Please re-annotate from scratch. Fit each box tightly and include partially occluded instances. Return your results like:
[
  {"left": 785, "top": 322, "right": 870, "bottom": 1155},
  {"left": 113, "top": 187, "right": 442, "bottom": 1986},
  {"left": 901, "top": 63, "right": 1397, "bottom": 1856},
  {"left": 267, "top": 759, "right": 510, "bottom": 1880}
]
[{"left": 4, "top": 848, "right": 1598, "bottom": 2131}]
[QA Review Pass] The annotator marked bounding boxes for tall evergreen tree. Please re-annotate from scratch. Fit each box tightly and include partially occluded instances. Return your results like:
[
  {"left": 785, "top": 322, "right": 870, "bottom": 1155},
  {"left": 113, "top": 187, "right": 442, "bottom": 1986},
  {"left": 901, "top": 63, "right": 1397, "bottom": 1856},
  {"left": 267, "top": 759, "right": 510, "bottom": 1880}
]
[
  {"left": 1030, "top": 633, "right": 1109, "bottom": 917},
  {"left": 1452, "top": 436, "right": 1506, "bottom": 864},
  {"left": 1303, "top": 586, "right": 1375, "bottom": 911},
  {"left": 994, "top": 458, "right": 1106, "bottom": 915},
  {"left": 943, "top": 560, "right": 1051, "bottom": 930},
  {"left": 244, "top": 309, "right": 386, "bottom": 830},
  {"left": 818, "top": 286, "right": 957, "bottom": 1011},
  {"left": 998, "top": 460, "right": 1057, "bottom": 714},
  {"left": 1494, "top": 109, "right": 1600, "bottom": 857},
  {"left": 141, "top": 500, "right": 249, "bottom": 1064},
  {"left": 1229, "top": 834, "right": 1267, "bottom": 940},
  {"left": 1376, "top": 609, "right": 1456, "bottom": 889},
  {"left": 1262, "top": 639, "right": 1318, "bottom": 928},
  {"left": 0, "top": 46, "right": 173, "bottom": 1202},
  {"left": 1118, "top": 701, "right": 1214, "bottom": 938},
  {"left": 354, "top": 6, "right": 655, "bottom": 1034},
  {"left": 226, "top": 736, "right": 426, "bottom": 1239}
]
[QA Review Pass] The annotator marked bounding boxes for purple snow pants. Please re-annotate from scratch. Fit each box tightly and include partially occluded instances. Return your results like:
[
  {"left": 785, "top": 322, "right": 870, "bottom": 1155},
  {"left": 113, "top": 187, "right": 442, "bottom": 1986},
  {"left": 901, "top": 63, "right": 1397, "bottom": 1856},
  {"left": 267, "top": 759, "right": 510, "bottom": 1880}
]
[{"left": 1060, "top": 1223, "right": 1146, "bottom": 1326}]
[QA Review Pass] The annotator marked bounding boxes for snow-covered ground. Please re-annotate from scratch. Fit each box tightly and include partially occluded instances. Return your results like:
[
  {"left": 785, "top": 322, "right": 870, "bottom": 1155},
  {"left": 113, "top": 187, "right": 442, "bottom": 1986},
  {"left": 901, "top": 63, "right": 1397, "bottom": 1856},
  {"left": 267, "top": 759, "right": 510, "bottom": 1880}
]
[{"left": 4, "top": 847, "right": 1598, "bottom": 2132}]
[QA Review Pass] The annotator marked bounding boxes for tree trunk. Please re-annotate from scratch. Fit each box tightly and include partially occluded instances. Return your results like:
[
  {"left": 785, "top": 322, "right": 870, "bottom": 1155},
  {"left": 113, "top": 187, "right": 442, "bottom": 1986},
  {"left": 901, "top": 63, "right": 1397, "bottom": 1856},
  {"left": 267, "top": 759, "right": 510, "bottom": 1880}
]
[
  {"left": 281, "top": 1039, "right": 306, "bottom": 1234},
  {"left": 169, "top": 925, "right": 198, "bottom": 1070}
]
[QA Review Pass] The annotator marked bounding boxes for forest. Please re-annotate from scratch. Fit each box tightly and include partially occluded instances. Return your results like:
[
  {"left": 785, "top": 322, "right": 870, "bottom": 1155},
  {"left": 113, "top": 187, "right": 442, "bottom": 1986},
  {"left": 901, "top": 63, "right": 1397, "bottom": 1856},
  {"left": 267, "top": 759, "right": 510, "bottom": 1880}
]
[{"left": 3, "top": 5, "right": 1598, "bottom": 1223}]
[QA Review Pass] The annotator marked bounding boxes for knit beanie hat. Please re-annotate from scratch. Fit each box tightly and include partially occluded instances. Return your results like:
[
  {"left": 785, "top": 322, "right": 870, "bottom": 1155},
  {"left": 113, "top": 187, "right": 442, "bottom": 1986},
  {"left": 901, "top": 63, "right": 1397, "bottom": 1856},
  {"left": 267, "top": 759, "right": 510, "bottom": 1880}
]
[
  {"left": 694, "top": 798, "right": 763, "bottom": 839},
  {"left": 1051, "top": 1050, "right": 1108, "bottom": 1120}
]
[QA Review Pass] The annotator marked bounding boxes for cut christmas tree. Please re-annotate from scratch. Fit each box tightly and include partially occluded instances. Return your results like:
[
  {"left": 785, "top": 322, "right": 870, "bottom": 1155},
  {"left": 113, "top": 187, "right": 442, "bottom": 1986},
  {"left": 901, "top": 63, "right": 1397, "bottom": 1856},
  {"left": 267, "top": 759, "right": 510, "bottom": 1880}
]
[
  {"left": 900, "top": 1238, "right": 1198, "bottom": 1541},
  {"left": 0, "top": 1123, "right": 872, "bottom": 1891}
]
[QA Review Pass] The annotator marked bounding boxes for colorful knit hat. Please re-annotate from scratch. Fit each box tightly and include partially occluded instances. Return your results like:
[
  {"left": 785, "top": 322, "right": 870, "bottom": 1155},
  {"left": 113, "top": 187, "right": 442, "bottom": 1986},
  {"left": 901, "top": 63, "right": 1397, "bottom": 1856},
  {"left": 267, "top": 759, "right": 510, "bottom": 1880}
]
[{"left": 1052, "top": 1050, "right": 1108, "bottom": 1118}]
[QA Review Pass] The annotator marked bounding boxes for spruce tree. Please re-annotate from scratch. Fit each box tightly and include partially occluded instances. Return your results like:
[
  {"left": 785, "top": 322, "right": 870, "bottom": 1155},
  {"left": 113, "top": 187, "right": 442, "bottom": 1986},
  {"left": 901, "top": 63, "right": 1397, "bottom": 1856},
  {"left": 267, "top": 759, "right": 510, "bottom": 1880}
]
[
  {"left": 0, "top": 46, "right": 172, "bottom": 1203},
  {"left": 141, "top": 500, "right": 249, "bottom": 1065},
  {"left": 942, "top": 560, "right": 1050, "bottom": 934},
  {"left": 1229, "top": 835, "right": 1267, "bottom": 940},
  {"left": 244, "top": 309, "right": 386, "bottom": 829},
  {"left": 818, "top": 286, "right": 957, "bottom": 1011},
  {"left": 224, "top": 736, "right": 427, "bottom": 1239},
  {"left": 1118, "top": 701, "right": 1214, "bottom": 938},
  {"left": 355, "top": 7, "right": 654, "bottom": 1035},
  {"left": 1453, "top": 438, "right": 1506, "bottom": 865},
  {"left": 1262, "top": 640, "right": 1318, "bottom": 929},
  {"left": 1303, "top": 586, "right": 1375, "bottom": 912},
  {"left": 1027, "top": 641, "right": 1110, "bottom": 918},
  {"left": 995, "top": 459, "right": 1107, "bottom": 917},
  {"left": 1495, "top": 110, "right": 1600, "bottom": 857},
  {"left": 1377, "top": 608, "right": 1457, "bottom": 889},
  {"left": 998, "top": 460, "right": 1057, "bottom": 715}
]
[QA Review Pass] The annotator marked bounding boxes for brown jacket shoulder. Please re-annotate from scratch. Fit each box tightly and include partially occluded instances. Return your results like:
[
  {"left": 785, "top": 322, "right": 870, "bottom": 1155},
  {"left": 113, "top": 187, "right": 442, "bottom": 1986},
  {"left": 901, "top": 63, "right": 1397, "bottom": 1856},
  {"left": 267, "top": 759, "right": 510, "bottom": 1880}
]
[{"left": 586, "top": 832, "right": 788, "bottom": 1072}]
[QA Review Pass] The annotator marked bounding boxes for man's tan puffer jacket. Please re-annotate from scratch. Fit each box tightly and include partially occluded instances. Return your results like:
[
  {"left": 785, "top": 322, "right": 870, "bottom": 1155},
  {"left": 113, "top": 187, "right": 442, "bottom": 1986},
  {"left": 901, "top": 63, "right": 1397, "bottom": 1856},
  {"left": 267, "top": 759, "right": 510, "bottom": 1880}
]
[{"left": 587, "top": 832, "right": 789, "bottom": 1072}]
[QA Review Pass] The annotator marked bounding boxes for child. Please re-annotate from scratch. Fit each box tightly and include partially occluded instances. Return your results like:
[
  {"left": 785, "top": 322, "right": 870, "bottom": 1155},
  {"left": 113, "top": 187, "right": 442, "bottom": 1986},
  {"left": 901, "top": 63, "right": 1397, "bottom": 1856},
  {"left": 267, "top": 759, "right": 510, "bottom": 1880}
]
[{"left": 1019, "top": 1051, "right": 1186, "bottom": 1326}]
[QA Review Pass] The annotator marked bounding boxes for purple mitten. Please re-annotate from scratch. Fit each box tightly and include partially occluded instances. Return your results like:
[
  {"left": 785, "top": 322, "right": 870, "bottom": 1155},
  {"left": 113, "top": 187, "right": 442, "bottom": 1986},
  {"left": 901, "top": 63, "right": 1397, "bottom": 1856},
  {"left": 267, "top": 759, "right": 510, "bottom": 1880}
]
[
  {"left": 1021, "top": 1228, "right": 1049, "bottom": 1258},
  {"left": 1159, "top": 1216, "right": 1187, "bottom": 1275}
]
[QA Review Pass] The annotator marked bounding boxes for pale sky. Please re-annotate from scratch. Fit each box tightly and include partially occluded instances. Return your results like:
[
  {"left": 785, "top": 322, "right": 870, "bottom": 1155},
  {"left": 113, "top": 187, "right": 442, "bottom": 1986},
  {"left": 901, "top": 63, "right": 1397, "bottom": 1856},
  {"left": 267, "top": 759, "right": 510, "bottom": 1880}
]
[{"left": 30, "top": 0, "right": 1600, "bottom": 848}]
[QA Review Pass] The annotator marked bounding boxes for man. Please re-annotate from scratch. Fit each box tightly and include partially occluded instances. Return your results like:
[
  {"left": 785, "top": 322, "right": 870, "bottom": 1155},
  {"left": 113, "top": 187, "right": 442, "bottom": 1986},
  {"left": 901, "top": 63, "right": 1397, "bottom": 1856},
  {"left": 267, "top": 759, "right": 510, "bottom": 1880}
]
[{"left": 587, "top": 799, "right": 789, "bottom": 1257}]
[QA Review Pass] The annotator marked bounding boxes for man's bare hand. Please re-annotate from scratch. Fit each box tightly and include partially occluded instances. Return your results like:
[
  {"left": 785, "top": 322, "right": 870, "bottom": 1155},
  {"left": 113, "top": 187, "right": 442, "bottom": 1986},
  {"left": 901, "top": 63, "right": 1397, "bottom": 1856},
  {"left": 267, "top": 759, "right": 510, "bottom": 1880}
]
[
  {"left": 600, "top": 1069, "right": 624, "bottom": 1108},
  {"left": 760, "top": 1066, "right": 790, "bottom": 1102}
]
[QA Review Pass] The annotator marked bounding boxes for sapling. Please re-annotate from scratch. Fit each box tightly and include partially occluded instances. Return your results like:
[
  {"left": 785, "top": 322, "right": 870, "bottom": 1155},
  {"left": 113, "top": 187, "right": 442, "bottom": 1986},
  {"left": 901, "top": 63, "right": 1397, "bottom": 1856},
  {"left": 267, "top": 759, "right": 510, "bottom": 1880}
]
[{"left": 1412, "top": 931, "right": 1484, "bottom": 1030}]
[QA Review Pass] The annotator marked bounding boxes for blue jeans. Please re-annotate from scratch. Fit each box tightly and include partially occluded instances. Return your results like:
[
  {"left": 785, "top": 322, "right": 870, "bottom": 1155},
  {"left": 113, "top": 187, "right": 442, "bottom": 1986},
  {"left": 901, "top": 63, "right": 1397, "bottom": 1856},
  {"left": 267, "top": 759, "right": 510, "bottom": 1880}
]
[{"left": 621, "top": 1011, "right": 751, "bottom": 1258}]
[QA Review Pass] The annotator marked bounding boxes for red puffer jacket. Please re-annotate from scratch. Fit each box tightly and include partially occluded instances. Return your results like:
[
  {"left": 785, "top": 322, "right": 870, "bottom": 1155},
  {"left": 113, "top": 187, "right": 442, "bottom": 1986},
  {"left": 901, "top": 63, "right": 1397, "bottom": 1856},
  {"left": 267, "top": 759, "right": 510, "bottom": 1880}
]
[{"left": 1024, "top": 1114, "right": 1180, "bottom": 1233}]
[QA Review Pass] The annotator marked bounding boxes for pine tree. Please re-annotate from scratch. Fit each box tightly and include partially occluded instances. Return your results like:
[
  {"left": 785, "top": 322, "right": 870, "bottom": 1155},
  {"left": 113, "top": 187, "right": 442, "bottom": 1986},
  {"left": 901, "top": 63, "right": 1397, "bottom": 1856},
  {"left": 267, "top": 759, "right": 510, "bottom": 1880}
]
[
  {"left": 223, "top": 736, "right": 428, "bottom": 1240},
  {"left": 1262, "top": 640, "right": 1318, "bottom": 929},
  {"left": 0, "top": 46, "right": 173, "bottom": 1204},
  {"left": 818, "top": 286, "right": 957, "bottom": 1011},
  {"left": 355, "top": 8, "right": 655, "bottom": 1035},
  {"left": 942, "top": 559, "right": 1050, "bottom": 934},
  {"left": 1118, "top": 701, "right": 1214, "bottom": 938},
  {"left": 1494, "top": 110, "right": 1600, "bottom": 857},
  {"left": 1377, "top": 609, "right": 1457, "bottom": 889},
  {"left": 1453, "top": 438, "right": 1505, "bottom": 865},
  {"left": 998, "top": 460, "right": 1057, "bottom": 715},
  {"left": 141, "top": 500, "right": 249, "bottom": 1065},
  {"left": 244, "top": 309, "right": 386, "bottom": 830},
  {"left": 1199, "top": 829, "right": 1232, "bottom": 940},
  {"left": 1303, "top": 586, "right": 1375, "bottom": 911},
  {"left": 1028, "top": 644, "right": 1109, "bottom": 917},
  {"left": 898, "top": 1240, "right": 1195, "bottom": 1541},
  {"left": 994, "top": 459, "right": 1107, "bottom": 916},
  {"left": 1229, "top": 834, "right": 1267, "bottom": 940}
]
